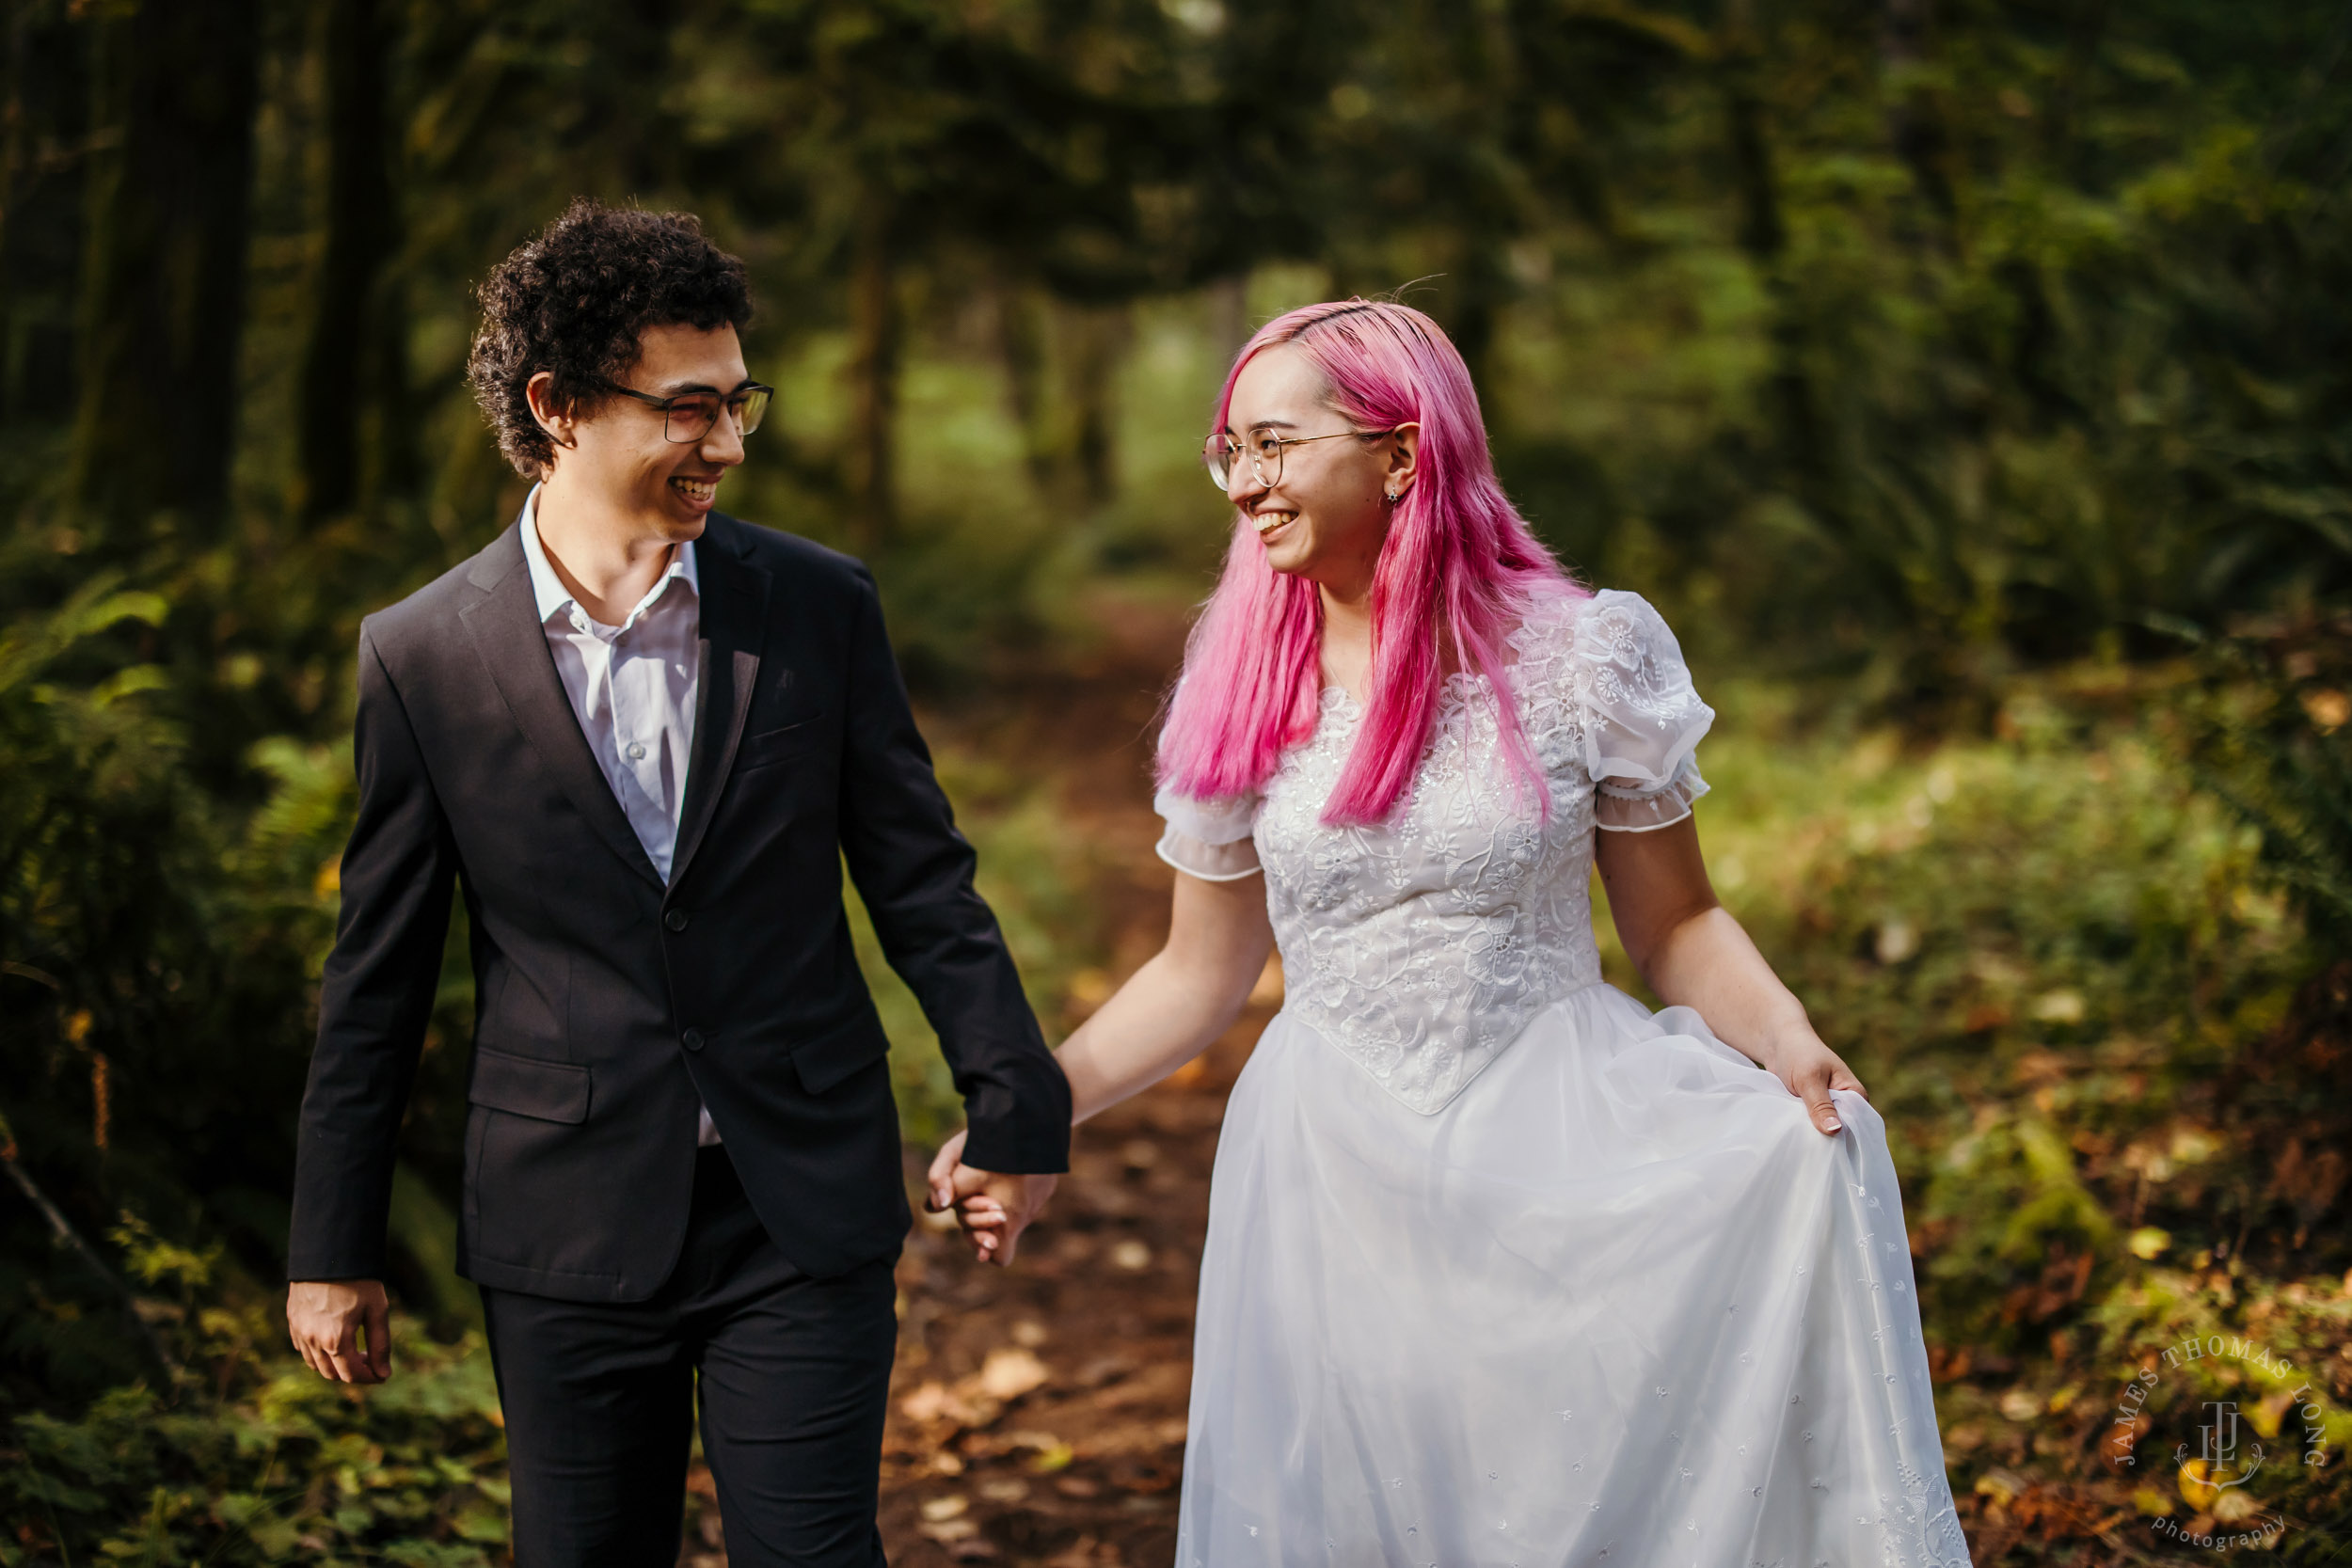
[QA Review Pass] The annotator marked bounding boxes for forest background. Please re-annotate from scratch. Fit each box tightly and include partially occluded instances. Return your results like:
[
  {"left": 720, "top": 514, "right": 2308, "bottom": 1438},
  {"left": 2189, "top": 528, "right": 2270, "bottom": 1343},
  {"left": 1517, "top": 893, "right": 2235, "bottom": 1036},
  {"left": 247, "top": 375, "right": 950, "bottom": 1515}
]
[{"left": 4, "top": 0, "right": 2352, "bottom": 1561}]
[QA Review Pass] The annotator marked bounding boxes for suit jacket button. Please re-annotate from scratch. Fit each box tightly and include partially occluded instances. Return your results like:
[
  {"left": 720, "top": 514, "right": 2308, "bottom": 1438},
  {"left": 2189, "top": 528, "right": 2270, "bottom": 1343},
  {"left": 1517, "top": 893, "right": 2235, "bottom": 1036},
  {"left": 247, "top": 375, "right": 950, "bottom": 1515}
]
[
  {"left": 682, "top": 1028, "right": 707, "bottom": 1052},
  {"left": 664, "top": 909, "right": 690, "bottom": 931}
]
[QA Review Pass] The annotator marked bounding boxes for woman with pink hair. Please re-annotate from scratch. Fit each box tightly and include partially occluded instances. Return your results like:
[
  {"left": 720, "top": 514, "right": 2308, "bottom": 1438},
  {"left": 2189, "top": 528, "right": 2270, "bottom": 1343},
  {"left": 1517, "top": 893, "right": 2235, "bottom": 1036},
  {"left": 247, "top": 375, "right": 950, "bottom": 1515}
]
[{"left": 933, "top": 300, "right": 1967, "bottom": 1565}]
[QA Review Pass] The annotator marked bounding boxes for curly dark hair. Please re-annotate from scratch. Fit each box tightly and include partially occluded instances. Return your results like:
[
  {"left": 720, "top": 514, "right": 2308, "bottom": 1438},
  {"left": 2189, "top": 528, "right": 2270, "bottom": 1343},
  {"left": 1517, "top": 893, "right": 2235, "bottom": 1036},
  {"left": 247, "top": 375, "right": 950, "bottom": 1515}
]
[{"left": 467, "top": 198, "right": 755, "bottom": 478}]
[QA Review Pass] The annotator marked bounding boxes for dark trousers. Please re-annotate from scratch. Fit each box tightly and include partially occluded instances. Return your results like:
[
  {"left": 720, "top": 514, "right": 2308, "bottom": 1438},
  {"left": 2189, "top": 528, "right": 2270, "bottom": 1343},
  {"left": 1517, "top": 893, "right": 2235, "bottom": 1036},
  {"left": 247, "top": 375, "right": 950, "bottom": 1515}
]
[{"left": 481, "top": 1145, "right": 898, "bottom": 1567}]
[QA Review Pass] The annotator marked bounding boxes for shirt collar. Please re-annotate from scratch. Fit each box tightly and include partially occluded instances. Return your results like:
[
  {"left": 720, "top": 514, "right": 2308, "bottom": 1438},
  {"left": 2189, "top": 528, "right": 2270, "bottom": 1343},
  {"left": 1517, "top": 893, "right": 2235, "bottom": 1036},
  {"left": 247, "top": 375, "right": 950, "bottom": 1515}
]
[{"left": 517, "top": 483, "right": 699, "bottom": 629}]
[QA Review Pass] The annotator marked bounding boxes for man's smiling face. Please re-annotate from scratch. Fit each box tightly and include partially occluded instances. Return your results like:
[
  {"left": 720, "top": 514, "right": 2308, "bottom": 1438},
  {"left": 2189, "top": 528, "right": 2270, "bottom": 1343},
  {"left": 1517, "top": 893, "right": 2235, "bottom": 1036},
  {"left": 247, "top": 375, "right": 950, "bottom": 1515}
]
[{"left": 551, "top": 321, "right": 752, "bottom": 544}]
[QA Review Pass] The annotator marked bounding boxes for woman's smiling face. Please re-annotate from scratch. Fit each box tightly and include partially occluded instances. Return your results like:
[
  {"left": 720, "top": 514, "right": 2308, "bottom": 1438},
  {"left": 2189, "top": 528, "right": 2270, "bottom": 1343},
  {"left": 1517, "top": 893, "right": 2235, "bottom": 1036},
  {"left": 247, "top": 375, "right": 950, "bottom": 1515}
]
[{"left": 1220, "top": 343, "right": 1417, "bottom": 597}]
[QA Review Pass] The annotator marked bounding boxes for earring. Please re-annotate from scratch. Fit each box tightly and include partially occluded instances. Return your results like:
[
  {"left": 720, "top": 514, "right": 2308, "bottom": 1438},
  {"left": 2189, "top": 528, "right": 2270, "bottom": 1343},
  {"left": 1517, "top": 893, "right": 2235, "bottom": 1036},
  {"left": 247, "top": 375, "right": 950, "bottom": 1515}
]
[{"left": 1385, "top": 487, "right": 1399, "bottom": 502}]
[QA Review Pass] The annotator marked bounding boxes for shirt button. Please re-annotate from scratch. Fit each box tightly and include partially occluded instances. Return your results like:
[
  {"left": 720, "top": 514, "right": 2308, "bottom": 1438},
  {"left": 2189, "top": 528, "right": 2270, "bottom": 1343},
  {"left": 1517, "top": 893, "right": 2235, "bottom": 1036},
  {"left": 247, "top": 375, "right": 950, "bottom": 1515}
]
[
  {"left": 681, "top": 1028, "right": 706, "bottom": 1052},
  {"left": 625, "top": 741, "right": 647, "bottom": 761},
  {"left": 664, "top": 909, "right": 690, "bottom": 932}
]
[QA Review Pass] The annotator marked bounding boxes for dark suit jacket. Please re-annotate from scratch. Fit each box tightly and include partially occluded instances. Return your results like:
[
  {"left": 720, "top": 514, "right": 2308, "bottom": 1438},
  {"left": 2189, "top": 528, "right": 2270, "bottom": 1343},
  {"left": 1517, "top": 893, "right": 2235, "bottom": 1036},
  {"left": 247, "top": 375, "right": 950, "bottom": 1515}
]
[{"left": 287, "top": 511, "right": 1070, "bottom": 1302}]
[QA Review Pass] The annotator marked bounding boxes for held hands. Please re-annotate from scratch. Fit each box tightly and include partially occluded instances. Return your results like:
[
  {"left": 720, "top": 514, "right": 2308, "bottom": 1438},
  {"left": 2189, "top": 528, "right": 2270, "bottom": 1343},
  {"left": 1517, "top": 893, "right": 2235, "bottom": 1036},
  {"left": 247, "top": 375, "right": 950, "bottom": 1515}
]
[
  {"left": 287, "top": 1278, "right": 392, "bottom": 1385},
  {"left": 1767, "top": 1032, "right": 1867, "bottom": 1135},
  {"left": 924, "top": 1129, "right": 1059, "bottom": 1266}
]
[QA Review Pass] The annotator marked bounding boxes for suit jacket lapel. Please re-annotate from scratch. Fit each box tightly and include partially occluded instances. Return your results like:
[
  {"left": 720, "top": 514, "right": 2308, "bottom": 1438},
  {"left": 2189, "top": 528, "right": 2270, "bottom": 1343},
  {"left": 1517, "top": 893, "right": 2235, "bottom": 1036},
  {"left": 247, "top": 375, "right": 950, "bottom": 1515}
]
[
  {"left": 460, "top": 521, "right": 666, "bottom": 891},
  {"left": 671, "top": 515, "right": 771, "bottom": 890}
]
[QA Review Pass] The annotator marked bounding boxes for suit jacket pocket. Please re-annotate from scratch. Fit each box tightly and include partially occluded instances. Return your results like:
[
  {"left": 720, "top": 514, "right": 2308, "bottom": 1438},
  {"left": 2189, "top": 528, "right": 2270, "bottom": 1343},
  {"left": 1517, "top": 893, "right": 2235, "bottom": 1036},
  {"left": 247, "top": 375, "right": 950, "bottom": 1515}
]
[
  {"left": 736, "top": 715, "right": 825, "bottom": 772},
  {"left": 790, "top": 1012, "right": 892, "bottom": 1095},
  {"left": 468, "top": 1047, "right": 592, "bottom": 1124}
]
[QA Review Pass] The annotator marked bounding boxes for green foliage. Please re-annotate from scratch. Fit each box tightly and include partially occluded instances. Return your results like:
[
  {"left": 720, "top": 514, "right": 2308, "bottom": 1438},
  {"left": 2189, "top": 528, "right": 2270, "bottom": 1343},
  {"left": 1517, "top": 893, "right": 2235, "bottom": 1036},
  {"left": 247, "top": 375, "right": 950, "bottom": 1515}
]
[
  {"left": 3, "top": 0, "right": 2349, "bottom": 1558},
  {"left": 2170, "top": 618, "right": 2352, "bottom": 947},
  {"left": 4, "top": 1304, "right": 508, "bottom": 1568},
  {"left": 3, "top": 1210, "right": 506, "bottom": 1565},
  {"left": 0, "top": 586, "right": 305, "bottom": 1402},
  {"left": 857, "top": 740, "right": 1105, "bottom": 1148}
]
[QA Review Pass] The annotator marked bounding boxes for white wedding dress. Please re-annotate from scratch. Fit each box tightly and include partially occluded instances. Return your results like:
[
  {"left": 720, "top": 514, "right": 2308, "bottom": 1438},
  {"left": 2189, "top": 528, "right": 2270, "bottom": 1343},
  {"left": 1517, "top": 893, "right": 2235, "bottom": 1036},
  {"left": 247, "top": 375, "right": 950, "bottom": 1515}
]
[{"left": 1153, "top": 590, "right": 1969, "bottom": 1568}]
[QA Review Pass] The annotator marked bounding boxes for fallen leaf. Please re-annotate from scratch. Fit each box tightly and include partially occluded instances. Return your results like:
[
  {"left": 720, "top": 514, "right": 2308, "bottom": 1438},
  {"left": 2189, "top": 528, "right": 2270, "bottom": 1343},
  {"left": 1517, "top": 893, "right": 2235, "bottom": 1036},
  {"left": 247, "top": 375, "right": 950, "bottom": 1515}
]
[
  {"left": 901, "top": 1382, "right": 953, "bottom": 1423},
  {"left": 2031, "top": 990, "right": 2085, "bottom": 1024},
  {"left": 2300, "top": 688, "right": 2349, "bottom": 731},
  {"left": 977, "top": 1346, "right": 1050, "bottom": 1402}
]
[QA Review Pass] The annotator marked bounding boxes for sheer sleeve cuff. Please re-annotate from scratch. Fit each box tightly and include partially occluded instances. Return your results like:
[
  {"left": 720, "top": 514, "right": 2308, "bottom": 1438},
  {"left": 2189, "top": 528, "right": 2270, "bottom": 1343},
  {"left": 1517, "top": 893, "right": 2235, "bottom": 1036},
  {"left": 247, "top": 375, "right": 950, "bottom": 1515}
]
[
  {"left": 1155, "top": 827, "right": 1264, "bottom": 879},
  {"left": 1594, "top": 757, "right": 1710, "bottom": 832},
  {"left": 1152, "top": 784, "right": 1263, "bottom": 880}
]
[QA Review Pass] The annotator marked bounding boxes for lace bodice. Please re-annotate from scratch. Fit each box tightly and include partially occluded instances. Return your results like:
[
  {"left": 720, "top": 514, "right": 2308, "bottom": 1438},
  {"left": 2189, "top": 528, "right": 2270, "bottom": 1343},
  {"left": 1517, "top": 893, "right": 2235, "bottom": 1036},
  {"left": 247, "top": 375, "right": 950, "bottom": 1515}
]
[{"left": 1156, "top": 589, "right": 1715, "bottom": 1114}]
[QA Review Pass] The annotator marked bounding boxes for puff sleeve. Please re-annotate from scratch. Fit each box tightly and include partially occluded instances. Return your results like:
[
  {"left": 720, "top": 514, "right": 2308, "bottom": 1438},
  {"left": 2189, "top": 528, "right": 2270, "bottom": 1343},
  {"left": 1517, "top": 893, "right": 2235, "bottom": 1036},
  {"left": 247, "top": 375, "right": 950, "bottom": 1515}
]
[
  {"left": 1152, "top": 784, "right": 1263, "bottom": 881},
  {"left": 1571, "top": 589, "right": 1715, "bottom": 832}
]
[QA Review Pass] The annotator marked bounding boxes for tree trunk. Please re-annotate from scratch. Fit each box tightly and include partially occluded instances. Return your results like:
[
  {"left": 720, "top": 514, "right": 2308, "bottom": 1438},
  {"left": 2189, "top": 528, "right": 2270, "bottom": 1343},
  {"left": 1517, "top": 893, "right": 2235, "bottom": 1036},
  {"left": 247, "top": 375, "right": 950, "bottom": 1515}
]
[
  {"left": 1064, "top": 301, "right": 1127, "bottom": 510},
  {"left": 0, "top": 1, "right": 90, "bottom": 427},
  {"left": 2042, "top": 0, "right": 2110, "bottom": 168},
  {"left": 993, "top": 278, "right": 1057, "bottom": 500},
  {"left": 1721, "top": 12, "right": 1840, "bottom": 552},
  {"left": 1882, "top": 0, "right": 1957, "bottom": 239},
  {"left": 1722, "top": 13, "right": 1919, "bottom": 628},
  {"left": 70, "top": 0, "right": 259, "bottom": 542},
  {"left": 1208, "top": 274, "right": 1247, "bottom": 369},
  {"left": 298, "top": 0, "right": 396, "bottom": 524},
  {"left": 843, "top": 192, "right": 898, "bottom": 555}
]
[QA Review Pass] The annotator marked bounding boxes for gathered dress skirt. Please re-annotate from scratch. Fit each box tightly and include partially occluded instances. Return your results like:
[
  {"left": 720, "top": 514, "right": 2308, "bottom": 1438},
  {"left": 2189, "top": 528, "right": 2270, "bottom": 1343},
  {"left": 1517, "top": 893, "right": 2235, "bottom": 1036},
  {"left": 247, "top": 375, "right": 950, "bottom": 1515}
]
[{"left": 1172, "top": 982, "right": 1970, "bottom": 1568}]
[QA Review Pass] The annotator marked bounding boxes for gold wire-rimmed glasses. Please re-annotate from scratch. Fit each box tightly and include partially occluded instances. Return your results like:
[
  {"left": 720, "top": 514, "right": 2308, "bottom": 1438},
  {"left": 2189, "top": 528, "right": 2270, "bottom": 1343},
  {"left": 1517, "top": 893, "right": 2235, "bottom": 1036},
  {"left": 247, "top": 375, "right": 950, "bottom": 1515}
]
[{"left": 1203, "top": 425, "right": 1400, "bottom": 493}]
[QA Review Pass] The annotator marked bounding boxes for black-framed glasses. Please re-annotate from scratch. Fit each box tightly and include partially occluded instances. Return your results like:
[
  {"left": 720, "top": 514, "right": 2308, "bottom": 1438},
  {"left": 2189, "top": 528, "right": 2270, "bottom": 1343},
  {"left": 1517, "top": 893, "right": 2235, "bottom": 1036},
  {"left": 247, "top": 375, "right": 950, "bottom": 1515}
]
[
  {"left": 603, "top": 380, "right": 774, "bottom": 443},
  {"left": 1203, "top": 424, "right": 1399, "bottom": 493}
]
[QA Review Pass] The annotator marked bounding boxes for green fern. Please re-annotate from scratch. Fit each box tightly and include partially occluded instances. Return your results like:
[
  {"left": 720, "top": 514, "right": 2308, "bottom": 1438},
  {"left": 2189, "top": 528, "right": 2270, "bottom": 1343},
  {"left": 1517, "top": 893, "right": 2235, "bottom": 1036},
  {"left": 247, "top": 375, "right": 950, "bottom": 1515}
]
[{"left": 2168, "top": 619, "right": 2352, "bottom": 946}]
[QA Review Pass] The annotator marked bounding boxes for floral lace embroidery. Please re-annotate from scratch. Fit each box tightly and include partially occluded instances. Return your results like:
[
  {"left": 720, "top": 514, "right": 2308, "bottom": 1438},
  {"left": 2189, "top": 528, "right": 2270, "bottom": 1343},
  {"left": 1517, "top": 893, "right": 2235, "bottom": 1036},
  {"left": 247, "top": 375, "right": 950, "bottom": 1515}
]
[{"left": 1246, "top": 589, "right": 1711, "bottom": 1114}]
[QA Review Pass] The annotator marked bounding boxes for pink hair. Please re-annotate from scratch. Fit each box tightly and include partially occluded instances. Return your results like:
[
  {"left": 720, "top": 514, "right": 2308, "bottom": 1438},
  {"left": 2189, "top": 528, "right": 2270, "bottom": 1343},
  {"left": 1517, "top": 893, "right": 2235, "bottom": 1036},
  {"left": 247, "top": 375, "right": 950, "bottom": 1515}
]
[{"left": 1157, "top": 299, "right": 1585, "bottom": 825}]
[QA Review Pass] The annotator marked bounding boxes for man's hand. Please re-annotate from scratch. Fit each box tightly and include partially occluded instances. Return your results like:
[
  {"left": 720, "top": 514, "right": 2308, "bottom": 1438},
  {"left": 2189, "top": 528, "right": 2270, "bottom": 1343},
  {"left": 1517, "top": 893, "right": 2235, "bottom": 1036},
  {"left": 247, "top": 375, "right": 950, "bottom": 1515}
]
[
  {"left": 924, "top": 1130, "right": 1059, "bottom": 1266},
  {"left": 287, "top": 1279, "right": 392, "bottom": 1385}
]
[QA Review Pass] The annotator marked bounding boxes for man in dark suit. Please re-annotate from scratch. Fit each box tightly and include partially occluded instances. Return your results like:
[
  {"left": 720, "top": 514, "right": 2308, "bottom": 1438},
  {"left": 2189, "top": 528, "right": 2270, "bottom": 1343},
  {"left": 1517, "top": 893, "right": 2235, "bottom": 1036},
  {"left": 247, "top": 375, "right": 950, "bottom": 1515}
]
[{"left": 284, "top": 198, "right": 1069, "bottom": 1565}]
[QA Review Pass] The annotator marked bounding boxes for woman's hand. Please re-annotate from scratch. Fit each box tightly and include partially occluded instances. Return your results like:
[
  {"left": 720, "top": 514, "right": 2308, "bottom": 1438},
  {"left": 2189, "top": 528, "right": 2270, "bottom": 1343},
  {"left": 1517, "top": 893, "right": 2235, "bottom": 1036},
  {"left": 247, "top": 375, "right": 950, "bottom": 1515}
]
[
  {"left": 925, "top": 1129, "right": 1054, "bottom": 1265},
  {"left": 1766, "top": 1031, "right": 1867, "bottom": 1135},
  {"left": 1597, "top": 818, "right": 1865, "bottom": 1136}
]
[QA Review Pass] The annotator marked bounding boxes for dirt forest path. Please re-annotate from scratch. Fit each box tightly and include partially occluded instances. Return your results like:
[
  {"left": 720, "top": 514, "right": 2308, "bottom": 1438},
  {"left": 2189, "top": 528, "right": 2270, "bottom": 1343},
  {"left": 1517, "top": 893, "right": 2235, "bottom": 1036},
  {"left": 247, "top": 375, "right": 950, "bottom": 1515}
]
[{"left": 685, "top": 595, "right": 1263, "bottom": 1568}]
